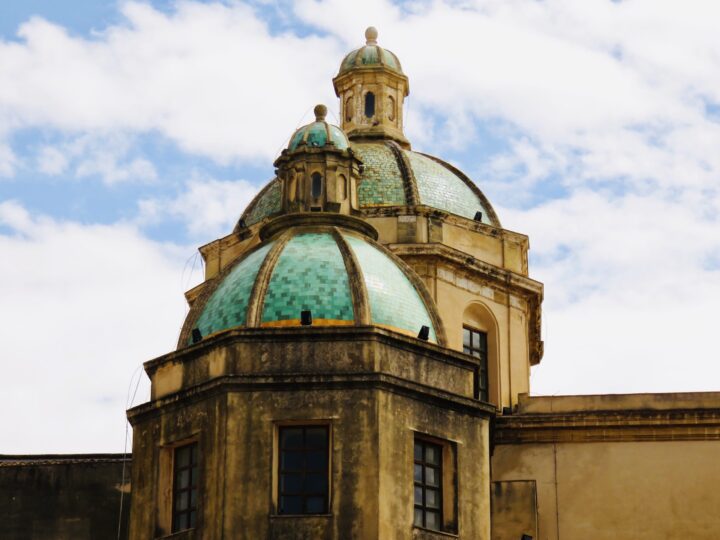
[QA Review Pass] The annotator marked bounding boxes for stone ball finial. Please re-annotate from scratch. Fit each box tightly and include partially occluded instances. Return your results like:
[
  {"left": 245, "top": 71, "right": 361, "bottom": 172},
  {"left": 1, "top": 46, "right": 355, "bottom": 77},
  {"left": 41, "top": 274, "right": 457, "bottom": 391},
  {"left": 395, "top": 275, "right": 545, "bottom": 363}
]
[
  {"left": 314, "top": 104, "right": 328, "bottom": 121},
  {"left": 365, "top": 26, "right": 378, "bottom": 45}
]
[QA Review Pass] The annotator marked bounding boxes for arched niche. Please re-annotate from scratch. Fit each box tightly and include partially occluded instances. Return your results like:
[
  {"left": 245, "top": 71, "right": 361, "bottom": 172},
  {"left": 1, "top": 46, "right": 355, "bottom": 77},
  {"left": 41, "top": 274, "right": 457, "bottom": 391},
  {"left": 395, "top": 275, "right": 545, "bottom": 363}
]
[{"left": 462, "top": 301, "right": 500, "bottom": 408}]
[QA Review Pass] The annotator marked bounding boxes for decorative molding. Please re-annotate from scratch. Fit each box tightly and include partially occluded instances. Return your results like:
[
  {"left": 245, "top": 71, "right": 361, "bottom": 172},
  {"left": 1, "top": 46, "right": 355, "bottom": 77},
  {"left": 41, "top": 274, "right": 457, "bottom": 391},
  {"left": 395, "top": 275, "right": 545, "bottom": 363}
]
[{"left": 494, "top": 409, "right": 720, "bottom": 443}]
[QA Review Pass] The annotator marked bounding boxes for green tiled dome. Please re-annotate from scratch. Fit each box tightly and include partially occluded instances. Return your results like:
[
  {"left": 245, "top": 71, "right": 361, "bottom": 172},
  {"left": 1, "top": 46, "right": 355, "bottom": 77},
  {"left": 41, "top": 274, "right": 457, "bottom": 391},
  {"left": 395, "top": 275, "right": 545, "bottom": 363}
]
[
  {"left": 185, "top": 228, "right": 438, "bottom": 344},
  {"left": 287, "top": 105, "right": 349, "bottom": 152},
  {"left": 339, "top": 27, "right": 403, "bottom": 75},
  {"left": 288, "top": 121, "right": 349, "bottom": 152},
  {"left": 242, "top": 142, "right": 500, "bottom": 226}
]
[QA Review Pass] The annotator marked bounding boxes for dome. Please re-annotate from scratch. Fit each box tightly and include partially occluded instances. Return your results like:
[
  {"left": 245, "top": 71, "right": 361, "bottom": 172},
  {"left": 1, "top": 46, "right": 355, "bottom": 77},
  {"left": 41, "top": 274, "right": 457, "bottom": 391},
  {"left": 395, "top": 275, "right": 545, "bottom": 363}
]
[
  {"left": 287, "top": 104, "right": 349, "bottom": 151},
  {"left": 242, "top": 141, "right": 501, "bottom": 226},
  {"left": 183, "top": 226, "right": 438, "bottom": 345},
  {"left": 338, "top": 27, "right": 403, "bottom": 75}
]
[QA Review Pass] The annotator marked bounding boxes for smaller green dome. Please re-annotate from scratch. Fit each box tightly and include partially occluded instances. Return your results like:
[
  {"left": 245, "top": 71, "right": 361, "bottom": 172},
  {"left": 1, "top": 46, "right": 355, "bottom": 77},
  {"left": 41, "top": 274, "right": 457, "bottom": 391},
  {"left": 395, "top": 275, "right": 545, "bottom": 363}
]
[
  {"left": 339, "top": 27, "right": 403, "bottom": 75},
  {"left": 184, "top": 227, "right": 439, "bottom": 346},
  {"left": 288, "top": 104, "right": 349, "bottom": 151}
]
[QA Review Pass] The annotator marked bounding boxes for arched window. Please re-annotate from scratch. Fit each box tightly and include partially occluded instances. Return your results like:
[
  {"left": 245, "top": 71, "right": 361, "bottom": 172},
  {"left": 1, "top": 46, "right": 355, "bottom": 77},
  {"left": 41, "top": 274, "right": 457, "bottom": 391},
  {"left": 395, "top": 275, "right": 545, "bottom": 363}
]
[
  {"left": 345, "top": 97, "right": 353, "bottom": 122},
  {"left": 365, "top": 92, "right": 375, "bottom": 118},
  {"left": 337, "top": 174, "right": 347, "bottom": 200},
  {"left": 311, "top": 172, "right": 323, "bottom": 199},
  {"left": 462, "top": 302, "right": 499, "bottom": 405}
]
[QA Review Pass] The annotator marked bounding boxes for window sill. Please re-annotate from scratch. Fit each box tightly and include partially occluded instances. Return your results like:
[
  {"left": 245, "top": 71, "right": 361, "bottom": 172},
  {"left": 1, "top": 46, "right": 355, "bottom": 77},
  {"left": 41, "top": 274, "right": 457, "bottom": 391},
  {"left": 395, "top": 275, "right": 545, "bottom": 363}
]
[
  {"left": 155, "top": 528, "right": 196, "bottom": 540},
  {"left": 413, "top": 526, "right": 459, "bottom": 539},
  {"left": 270, "top": 513, "right": 333, "bottom": 519}
]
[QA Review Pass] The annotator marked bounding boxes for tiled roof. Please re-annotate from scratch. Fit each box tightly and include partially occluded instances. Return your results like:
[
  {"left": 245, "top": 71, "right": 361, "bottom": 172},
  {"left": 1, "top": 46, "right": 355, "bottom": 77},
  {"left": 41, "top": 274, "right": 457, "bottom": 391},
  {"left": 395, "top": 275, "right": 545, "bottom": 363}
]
[
  {"left": 242, "top": 141, "right": 500, "bottom": 226},
  {"left": 186, "top": 229, "right": 437, "bottom": 345}
]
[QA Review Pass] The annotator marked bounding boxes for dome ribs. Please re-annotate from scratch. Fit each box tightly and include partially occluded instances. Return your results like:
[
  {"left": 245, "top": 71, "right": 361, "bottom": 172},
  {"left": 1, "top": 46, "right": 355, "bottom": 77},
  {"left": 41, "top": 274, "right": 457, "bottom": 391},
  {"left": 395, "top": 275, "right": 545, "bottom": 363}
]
[
  {"left": 386, "top": 140, "right": 420, "bottom": 206},
  {"left": 245, "top": 229, "right": 293, "bottom": 328},
  {"left": 331, "top": 227, "right": 371, "bottom": 326}
]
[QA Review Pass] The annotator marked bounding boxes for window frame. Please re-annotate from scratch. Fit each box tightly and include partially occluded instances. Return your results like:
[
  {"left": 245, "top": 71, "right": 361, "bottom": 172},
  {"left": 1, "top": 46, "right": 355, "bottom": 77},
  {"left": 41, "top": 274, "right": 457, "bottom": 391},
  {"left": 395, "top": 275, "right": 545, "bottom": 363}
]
[
  {"left": 463, "top": 325, "right": 489, "bottom": 402},
  {"left": 412, "top": 433, "right": 458, "bottom": 534},
  {"left": 414, "top": 438, "right": 444, "bottom": 530},
  {"left": 276, "top": 424, "right": 331, "bottom": 516},
  {"left": 171, "top": 441, "right": 199, "bottom": 533}
]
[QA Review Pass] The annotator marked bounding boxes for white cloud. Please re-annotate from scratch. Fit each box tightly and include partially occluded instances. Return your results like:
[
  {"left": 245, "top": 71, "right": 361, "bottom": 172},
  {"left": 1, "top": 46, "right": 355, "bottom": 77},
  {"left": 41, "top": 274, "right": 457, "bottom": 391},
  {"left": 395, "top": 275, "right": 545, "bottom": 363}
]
[
  {"left": 1, "top": 0, "right": 720, "bottom": 453},
  {"left": 35, "top": 134, "right": 158, "bottom": 183},
  {"left": 0, "top": 2, "right": 343, "bottom": 163},
  {"left": 37, "top": 145, "right": 69, "bottom": 175},
  {"left": 139, "top": 177, "right": 259, "bottom": 238},
  {"left": 0, "top": 143, "right": 17, "bottom": 177},
  {"left": 297, "top": 0, "right": 720, "bottom": 191},
  {"left": 0, "top": 201, "right": 201, "bottom": 452},
  {"left": 500, "top": 191, "right": 720, "bottom": 395},
  {"left": 76, "top": 154, "right": 157, "bottom": 184}
]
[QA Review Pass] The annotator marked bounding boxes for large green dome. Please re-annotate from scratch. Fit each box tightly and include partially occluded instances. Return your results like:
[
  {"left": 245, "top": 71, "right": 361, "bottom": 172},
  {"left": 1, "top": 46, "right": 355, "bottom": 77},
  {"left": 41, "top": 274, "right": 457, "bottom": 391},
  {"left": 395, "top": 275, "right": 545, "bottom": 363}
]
[
  {"left": 183, "top": 226, "right": 438, "bottom": 346},
  {"left": 242, "top": 141, "right": 500, "bottom": 227}
]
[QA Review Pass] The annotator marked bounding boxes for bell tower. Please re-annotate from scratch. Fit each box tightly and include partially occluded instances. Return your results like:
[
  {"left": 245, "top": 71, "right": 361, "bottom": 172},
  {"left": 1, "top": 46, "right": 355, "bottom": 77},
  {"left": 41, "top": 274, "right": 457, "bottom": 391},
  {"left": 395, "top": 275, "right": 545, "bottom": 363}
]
[{"left": 333, "top": 27, "right": 410, "bottom": 147}]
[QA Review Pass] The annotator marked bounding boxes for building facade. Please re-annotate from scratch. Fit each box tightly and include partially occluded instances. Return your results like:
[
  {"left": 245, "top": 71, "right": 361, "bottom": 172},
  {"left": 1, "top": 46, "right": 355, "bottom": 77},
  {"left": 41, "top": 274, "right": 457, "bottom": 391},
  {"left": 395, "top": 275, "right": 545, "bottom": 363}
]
[{"left": 3, "top": 27, "right": 720, "bottom": 540}]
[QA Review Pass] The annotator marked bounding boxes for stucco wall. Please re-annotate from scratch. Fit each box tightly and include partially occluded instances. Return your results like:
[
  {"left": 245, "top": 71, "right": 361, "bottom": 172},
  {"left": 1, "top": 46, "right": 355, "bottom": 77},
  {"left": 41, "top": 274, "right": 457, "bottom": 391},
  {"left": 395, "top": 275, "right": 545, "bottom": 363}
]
[{"left": 492, "top": 440, "right": 720, "bottom": 539}]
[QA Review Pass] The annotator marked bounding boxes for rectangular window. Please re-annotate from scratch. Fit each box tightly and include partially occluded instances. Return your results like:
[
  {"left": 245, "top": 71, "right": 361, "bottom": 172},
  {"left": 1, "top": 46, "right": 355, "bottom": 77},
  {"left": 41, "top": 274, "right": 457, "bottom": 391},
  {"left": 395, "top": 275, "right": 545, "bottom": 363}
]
[
  {"left": 414, "top": 439, "right": 443, "bottom": 530},
  {"left": 172, "top": 442, "right": 199, "bottom": 532},
  {"left": 278, "top": 425, "right": 329, "bottom": 515},
  {"left": 463, "top": 326, "right": 489, "bottom": 402}
]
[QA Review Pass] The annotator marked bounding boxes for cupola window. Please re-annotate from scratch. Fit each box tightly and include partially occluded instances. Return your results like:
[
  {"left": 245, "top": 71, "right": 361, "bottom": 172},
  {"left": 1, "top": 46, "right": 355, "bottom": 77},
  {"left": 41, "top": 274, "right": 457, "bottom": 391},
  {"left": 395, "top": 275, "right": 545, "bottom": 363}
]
[
  {"left": 311, "top": 173, "right": 323, "bottom": 198},
  {"left": 364, "top": 92, "right": 376, "bottom": 118}
]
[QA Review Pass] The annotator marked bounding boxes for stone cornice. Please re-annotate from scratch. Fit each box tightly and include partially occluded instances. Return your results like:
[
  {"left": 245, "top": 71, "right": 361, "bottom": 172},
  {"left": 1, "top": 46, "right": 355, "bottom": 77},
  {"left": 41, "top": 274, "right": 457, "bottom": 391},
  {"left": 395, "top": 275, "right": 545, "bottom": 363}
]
[
  {"left": 127, "top": 372, "right": 496, "bottom": 425},
  {"left": 0, "top": 454, "right": 131, "bottom": 467},
  {"left": 493, "top": 408, "right": 720, "bottom": 444},
  {"left": 390, "top": 242, "right": 543, "bottom": 299},
  {"left": 360, "top": 205, "right": 529, "bottom": 248},
  {"left": 153, "top": 325, "right": 477, "bottom": 377}
]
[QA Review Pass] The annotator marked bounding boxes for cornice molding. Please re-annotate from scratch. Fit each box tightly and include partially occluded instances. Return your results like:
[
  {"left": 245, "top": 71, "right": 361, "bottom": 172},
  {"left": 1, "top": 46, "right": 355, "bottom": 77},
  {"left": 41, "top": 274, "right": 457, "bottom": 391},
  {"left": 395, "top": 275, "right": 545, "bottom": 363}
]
[
  {"left": 127, "top": 372, "right": 496, "bottom": 425},
  {"left": 494, "top": 409, "right": 720, "bottom": 444}
]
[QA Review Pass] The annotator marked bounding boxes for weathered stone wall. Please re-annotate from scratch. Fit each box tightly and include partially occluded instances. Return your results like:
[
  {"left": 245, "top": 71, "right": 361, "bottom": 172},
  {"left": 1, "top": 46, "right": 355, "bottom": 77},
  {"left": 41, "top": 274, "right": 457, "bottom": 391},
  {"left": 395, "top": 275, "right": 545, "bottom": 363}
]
[
  {"left": 0, "top": 454, "right": 131, "bottom": 540},
  {"left": 128, "top": 327, "right": 493, "bottom": 539}
]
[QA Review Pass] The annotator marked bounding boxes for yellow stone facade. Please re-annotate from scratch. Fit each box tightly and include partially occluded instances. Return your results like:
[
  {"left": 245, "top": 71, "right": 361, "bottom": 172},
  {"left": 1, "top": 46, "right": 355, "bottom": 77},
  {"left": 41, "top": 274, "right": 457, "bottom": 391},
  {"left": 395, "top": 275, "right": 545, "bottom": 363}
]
[{"left": 126, "top": 27, "right": 720, "bottom": 540}]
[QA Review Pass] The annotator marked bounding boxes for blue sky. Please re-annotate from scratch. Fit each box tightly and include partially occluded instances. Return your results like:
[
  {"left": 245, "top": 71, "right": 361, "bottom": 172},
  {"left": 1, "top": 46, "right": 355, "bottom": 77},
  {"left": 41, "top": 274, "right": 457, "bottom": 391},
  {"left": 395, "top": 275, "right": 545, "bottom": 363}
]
[{"left": 1, "top": 0, "right": 719, "bottom": 452}]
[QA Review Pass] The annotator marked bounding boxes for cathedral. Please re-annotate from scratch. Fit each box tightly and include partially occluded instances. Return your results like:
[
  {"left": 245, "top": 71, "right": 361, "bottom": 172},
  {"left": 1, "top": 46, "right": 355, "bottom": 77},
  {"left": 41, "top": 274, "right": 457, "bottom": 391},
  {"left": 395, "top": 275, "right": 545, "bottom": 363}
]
[{"left": 2, "top": 27, "right": 720, "bottom": 540}]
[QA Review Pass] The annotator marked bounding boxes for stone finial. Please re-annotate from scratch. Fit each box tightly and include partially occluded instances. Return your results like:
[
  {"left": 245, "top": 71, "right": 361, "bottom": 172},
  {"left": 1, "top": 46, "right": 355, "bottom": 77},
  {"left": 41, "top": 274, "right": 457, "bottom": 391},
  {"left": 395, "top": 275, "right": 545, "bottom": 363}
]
[
  {"left": 314, "top": 104, "right": 328, "bottom": 121},
  {"left": 365, "top": 26, "right": 378, "bottom": 45}
]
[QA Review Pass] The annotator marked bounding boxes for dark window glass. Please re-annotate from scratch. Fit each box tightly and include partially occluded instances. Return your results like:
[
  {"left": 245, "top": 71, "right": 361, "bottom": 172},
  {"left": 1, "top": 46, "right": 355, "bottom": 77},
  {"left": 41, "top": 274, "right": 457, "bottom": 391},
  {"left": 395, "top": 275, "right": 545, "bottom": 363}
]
[
  {"left": 279, "top": 425, "right": 329, "bottom": 515},
  {"left": 311, "top": 173, "right": 323, "bottom": 198},
  {"left": 463, "top": 327, "right": 489, "bottom": 402},
  {"left": 173, "top": 442, "right": 199, "bottom": 532},
  {"left": 414, "top": 439, "right": 443, "bottom": 531},
  {"left": 365, "top": 92, "right": 375, "bottom": 117}
]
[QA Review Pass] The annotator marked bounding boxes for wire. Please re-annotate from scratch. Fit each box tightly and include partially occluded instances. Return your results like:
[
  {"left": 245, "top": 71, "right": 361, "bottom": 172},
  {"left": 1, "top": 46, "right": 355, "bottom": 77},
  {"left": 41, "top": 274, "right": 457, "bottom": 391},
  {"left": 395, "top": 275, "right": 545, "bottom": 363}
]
[{"left": 117, "top": 365, "right": 144, "bottom": 540}]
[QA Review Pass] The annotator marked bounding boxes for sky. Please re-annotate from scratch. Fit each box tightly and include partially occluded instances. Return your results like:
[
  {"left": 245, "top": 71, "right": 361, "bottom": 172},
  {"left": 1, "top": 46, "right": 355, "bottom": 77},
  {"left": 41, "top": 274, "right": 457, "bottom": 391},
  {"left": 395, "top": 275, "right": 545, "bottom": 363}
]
[{"left": 1, "top": 0, "right": 719, "bottom": 453}]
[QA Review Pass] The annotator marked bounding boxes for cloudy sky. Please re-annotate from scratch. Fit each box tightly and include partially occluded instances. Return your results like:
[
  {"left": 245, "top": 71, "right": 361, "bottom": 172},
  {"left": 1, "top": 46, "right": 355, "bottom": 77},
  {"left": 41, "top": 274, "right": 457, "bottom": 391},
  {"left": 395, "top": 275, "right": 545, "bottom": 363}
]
[{"left": 1, "top": 0, "right": 719, "bottom": 453}]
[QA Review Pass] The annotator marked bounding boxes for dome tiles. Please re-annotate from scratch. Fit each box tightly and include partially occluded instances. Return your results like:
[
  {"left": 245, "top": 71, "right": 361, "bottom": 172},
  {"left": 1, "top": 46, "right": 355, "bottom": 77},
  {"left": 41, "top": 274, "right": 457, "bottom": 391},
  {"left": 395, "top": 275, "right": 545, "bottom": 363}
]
[
  {"left": 242, "top": 142, "right": 500, "bottom": 226},
  {"left": 287, "top": 104, "right": 350, "bottom": 152},
  {"left": 187, "top": 228, "right": 438, "bottom": 345},
  {"left": 339, "top": 26, "right": 403, "bottom": 75}
]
